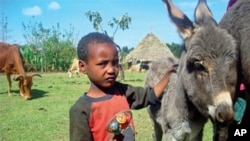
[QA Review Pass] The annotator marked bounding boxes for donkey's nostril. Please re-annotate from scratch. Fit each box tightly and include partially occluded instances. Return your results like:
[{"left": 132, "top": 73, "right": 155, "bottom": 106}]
[
  {"left": 215, "top": 104, "right": 234, "bottom": 125},
  {"left": 216, "top": 112, "right": 224, "bottom": 123}
]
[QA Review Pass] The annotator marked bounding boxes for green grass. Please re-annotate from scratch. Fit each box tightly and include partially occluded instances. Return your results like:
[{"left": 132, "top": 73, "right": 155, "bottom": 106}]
[{"left": 0, "top": 72, "right": 213, "bottom": 141}]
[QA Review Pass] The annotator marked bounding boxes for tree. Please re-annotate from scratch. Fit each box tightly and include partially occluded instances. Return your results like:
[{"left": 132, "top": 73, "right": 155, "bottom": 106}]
[
  {"left": 166, "top": 42, "right": 182, "bottom": 58},
  {"left": 22, "top": 18, "right": 78, "bottom": 72},
  {"left": 0, "top": 13, "right": 12, "bottom": 42},
  {"left": 85, "top": 11, "right": 132, "bottom": 81}
]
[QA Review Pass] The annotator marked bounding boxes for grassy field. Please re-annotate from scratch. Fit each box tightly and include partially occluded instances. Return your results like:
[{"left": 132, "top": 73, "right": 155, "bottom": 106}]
[{"left": 0, "top": 72, "right": 213, "bottom": 141}]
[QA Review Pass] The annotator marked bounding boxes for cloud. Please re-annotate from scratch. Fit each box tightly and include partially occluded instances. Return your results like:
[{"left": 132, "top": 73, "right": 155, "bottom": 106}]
[
  {"left": 22, "top": 6, "right": 42, "bottom": 16},
  {"left": 48, "top": 2, "right": 61, "bottom": 10}
]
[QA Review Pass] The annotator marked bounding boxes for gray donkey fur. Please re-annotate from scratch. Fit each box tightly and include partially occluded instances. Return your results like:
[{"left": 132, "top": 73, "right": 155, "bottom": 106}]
[
  {"left": 145, "top": 0, "right": 239, "bottom": 140},
  {"left": 219, "top": 0, "right": 250, "bottom": 140}
]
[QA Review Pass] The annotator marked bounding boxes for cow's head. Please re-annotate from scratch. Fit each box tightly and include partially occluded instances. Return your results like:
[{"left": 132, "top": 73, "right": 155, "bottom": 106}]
[
  {"left": 163, "top": 0, "right": 238, "bottom": 127},
  {"left": 14, "top": 73, "right": 42, "bottom": 100}
]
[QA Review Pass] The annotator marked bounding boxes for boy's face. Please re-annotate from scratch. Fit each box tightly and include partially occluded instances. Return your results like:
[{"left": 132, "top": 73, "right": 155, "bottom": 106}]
[{"left": 79, "top": 43, "right": 119, "bottom": 89}]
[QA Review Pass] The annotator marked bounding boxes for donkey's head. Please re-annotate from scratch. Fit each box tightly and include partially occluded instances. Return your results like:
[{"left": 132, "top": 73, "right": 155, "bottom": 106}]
[{"left": 162, "top": 0, "right": 238, "bottom": 126}]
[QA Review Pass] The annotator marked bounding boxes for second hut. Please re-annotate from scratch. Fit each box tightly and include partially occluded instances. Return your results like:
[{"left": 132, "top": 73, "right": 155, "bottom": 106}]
[{"left": 126, "top": 32, "right": 174, "bottom": 72}]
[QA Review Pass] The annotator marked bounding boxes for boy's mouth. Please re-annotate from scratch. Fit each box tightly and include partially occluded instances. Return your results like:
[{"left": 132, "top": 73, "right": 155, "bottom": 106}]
[{"left": 106, "top": 77, "right": 115, "bottom": 81}]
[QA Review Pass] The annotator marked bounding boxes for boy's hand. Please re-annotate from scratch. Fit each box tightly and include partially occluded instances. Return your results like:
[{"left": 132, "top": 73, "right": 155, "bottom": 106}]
[
  {"left": 153, "top": 63, "right": 178, "bottom": 98},
  {"left": 167, "top": 64, "right": 178, "bottom": 74}
]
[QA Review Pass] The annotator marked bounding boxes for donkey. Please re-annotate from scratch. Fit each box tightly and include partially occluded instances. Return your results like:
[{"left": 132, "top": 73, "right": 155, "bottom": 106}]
[
  {"left": 219, "top": 0, "right": 250, "bottom": 140},
  {"left": 145, "top": 0, "right": 239, "bottom": 140}
]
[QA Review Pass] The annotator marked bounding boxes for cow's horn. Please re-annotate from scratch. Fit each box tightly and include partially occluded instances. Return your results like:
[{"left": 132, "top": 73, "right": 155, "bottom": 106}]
[
  {"left": 14, "top": 75, "right": 24, "bottom": 81},
  {"left": 32, "top": 73, "right": 42, "bottom": 77}
]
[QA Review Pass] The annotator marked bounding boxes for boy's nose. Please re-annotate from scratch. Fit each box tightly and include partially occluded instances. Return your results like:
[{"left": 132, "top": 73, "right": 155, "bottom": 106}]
[{"left": 107, "top": 65, "right": 116, "bottom": 73}]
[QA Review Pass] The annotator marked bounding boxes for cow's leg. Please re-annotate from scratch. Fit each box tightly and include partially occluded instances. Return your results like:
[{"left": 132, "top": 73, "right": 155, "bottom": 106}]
[
  {"left": 68, "top": 70, "right": 72, "bottom": 78},
  {"left": 76, "top": 68, "right": 80, "bottom": 77},
  {"left": 6, "top": 73, "right": 12, "bottom": 96}
]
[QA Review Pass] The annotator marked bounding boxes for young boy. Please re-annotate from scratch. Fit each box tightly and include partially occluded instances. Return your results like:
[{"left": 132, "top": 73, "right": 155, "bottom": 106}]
[{"left": 69, "top": 32, "right": 175, "bottom": 141}]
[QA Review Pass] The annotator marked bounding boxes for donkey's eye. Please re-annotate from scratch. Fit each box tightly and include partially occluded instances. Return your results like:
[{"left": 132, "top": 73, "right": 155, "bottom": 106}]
[
  {"left": 187, "top": 59, "right": 207, "bottom": 73},
  {"left": 193, "top": 61, "right": 205, "bottom": 71}
]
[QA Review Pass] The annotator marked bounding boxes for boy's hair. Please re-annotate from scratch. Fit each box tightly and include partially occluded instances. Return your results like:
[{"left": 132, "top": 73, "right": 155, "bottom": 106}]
[{"left": 77, "top": 32, "right": 116, "bottom": 62}]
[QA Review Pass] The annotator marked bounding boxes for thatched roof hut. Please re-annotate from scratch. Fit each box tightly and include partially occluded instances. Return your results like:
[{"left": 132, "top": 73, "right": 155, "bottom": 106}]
[{"left": 126, "top": 33, "right": 174, "bottom": 63}]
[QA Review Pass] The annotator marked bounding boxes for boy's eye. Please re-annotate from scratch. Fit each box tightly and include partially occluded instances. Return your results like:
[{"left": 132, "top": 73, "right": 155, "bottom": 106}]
[
  {"left": 97, "top": 62, "right": 107, "bottom": 66},
  {"left": 113, "top": 60, "right": 119, "bottom": 66},
  {"left": 97, "top": 60, "right": 119, "bottom": 67}
]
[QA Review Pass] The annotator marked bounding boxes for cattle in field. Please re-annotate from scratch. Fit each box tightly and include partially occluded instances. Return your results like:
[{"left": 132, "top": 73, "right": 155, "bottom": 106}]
[
  {"left": 68, "top": 58, "right": 80, "bottom": 78},
  {"left": 0, "top": 42, "right": 42, "bottom": 100},
  {"left": 145, "top": 0, "right": 239, "bottom": 140},
  {"left": 127, "top": 60, "right": 151, "bottom": 73},
  {"left": 219, "top": 0, "right": 250, "bottom": 140}
]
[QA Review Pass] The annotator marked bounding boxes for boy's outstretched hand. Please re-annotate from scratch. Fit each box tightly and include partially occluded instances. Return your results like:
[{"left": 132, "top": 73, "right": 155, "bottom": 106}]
[
  {"left": 167, "top": 64, "right": 178, "bottom": 74},
  {"left": 153, "top": 63, "right": 178, "bottom": 98}
]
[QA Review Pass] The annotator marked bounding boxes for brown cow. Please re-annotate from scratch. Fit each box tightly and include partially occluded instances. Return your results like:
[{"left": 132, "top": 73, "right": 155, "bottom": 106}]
[
  {"left": 0, "top": 42, "right": 41, "bottom": 100},
  {"left": 68, "top": 58, "right": 80, "bottom": 78}
]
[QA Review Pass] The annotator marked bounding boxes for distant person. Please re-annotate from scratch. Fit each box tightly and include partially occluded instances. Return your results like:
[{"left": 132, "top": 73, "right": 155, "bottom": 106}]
[
  {"left": 69, "top": 32, "right": 176, "bottom": 141},
  {"left": 233, "top": 83, "right": 247, "bottom": 123},
  {"left": 227, "top": 0, "right": 237, "bottom": 11}
]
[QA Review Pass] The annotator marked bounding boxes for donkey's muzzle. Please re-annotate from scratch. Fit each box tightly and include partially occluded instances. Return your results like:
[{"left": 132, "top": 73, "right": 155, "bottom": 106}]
[{"left": 215, "top": 103, "right": 234, "bottom": 126}]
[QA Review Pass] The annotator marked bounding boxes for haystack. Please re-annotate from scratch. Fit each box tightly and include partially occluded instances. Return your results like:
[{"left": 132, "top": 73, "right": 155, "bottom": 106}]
[{"left": 126, "top": 32, "right": 174, "bottom": 63}]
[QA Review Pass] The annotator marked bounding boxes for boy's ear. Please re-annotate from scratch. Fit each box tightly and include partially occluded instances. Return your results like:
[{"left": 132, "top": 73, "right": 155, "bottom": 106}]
[{"left": 79, "top": 60, "right": 87, "bottom": 74}]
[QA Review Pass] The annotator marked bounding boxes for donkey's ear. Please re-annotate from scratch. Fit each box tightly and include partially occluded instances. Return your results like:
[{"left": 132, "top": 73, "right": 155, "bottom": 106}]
[
  {"left": 195, "top": 0, "right": 217, "bottom": 25},
  {"left": 162, "top": 0, "right": 194, "bottom": 40}
]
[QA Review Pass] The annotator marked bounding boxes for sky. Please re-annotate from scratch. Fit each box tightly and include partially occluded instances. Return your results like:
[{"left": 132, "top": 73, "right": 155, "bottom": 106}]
[{"left": 1, "top": 0, "right": 229, "bottom": 48}]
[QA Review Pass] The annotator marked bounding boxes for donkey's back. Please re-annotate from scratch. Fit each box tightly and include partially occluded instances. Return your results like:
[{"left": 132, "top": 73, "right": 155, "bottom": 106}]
[
  {"left": 220, "top": 0, "right": 250, "bottom": 84},
  {"left": 220, "top": 0, "right": 250, "bottom": 140}
]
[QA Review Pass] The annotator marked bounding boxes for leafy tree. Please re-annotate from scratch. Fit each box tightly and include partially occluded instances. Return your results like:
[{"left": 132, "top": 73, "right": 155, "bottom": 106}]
[
  {"left": 0, "top": 13, "right": 12, "bottom": 42},
  {"left": 85, "top": 11, "right": 103, "bottom": 31},
  {"left": 121, "top": 46, "right": 129, "bottom": 54},
  {"left": 22, "top": 18, "right": 77, "bottom": 72},
  {"left": 85, "top": 11, "right": 132, "bottom": 81},
  {"left": 85, "top": 11, "right": 131, "bottom": 36},
  {"left": 108, "top": 13, "right": 131, "bottom": 38},
  {"left": 166, "top": 42, "right": 182, "bottom": 58}
]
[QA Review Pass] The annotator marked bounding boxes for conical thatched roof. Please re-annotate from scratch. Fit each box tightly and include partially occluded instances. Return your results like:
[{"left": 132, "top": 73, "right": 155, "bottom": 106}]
[{"left": 126, "top": 33, "right": 174, "bottom": 62}]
